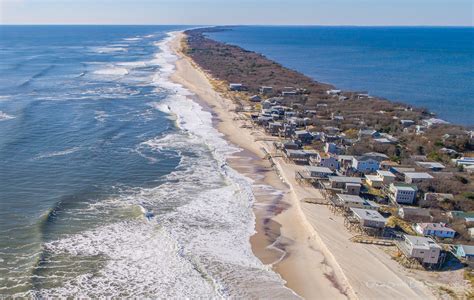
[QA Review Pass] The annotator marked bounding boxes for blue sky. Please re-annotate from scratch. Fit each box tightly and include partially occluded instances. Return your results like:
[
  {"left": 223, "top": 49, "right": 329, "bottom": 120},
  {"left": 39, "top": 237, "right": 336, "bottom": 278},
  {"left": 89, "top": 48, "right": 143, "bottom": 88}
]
[{"left": 1, "top": 0, "right": 473, "bottom": 25}]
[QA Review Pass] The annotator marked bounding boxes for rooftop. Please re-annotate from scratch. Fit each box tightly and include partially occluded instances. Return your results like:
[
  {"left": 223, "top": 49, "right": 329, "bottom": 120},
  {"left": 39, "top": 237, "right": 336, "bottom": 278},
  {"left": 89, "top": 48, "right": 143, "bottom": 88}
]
[
  {"left": 337, "top": 194, "right": 364, "bottom": 203},
  {"left": 377, "top": 170, "right": 396, "bottom": 177},
  {"left": 305, "top": 166, "right": 333, "bottom": 173},
  {"left": 391, "top": 167, "right": 416, "bottom": 173},
  {"left": 399, "top": 207, "right": 431, "bottom": 217},
  {"left": 365, "top": 174, "right": 383, "bottom": 182},
  {"left": 405, "top": 172, "right": 434, "bottom": 179},
  {"left": 404, "top": 235, "right": 441, "bottom": 250},
  {"left": 338, "top": 155, "right": 355, "bottom": 161},
  {"left": 336, "top": 194, "right": 378, "bottom": 208},
  {"left": 329, "top": 176, "right": 363, "bottom": 184},
  {"left": 417, "top": 223, "right": 456, "bottom": 233},
  {"left": 416, "top": 161, "right": 446, "bottom": 169},
  {"left": 363, "top": 152, "right": 389, "bottom": 159},
  {"left": 391, "top": 183, "right": 418, "bottom": 192},
  {"left": 351, "top": 208, "right": 386, "bottom": 222},
  {"left": 458, "top": 245, "right": 474, "bottom": 256}
]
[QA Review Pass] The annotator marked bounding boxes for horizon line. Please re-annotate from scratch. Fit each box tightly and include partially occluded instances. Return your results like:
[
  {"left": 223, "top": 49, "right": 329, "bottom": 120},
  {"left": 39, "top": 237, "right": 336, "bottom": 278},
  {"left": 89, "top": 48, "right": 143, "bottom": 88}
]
[{"left": 1, "top": 24, "right": 473, "bottom": 27}]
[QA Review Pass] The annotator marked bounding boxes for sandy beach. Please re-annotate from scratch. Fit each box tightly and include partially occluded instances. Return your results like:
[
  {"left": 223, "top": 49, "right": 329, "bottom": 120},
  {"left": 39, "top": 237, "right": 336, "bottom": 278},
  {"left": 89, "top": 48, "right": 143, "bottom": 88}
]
[{"left": 169, "top": 32, "right": 440, "bottom": 299}]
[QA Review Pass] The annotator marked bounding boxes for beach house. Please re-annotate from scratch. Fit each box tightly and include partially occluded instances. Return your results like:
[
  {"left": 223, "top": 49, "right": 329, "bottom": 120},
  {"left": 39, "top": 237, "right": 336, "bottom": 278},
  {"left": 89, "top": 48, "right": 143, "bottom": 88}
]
[
  {"left": 365, "top": 174, "right": 383, "bottom": 188},
  {"left": 358, "top": 129, "right": 381, "bottom": 139},
  {"left": 304, "top": 166, "right": 334, "bottom": 178},
  {"left": 324, "top": 142, "right": 343, "bottom": 155},
  {"left": 259, "top": 86, "right": 273, "bottom": 95},
  {"left": 309, "top": 152, "right": 339, "bottom": 170},
  {"left": 398, "top": 235, "right": 442, "bottom": 266},
  {"left": 414, "top": 223, "right": 456, "bottom": 239},
  {"left": 326, "top": 89, "right": 342, "bottom": 95},
  {"left": 267, "top": 122, "right": 282, "bottom": 136},
  {"left": 285, "top": 149, "right": 318, "bottom": 164},
  {"left": 335, "top": 194, "right": 379, "bottom": 210},
  {"left": 422, "top": 118, "right": 449, "bottom": 127},
  {"left": 376, "top": 170, "right": 396, "bottom": 184},
  {"left": 337, "top": 155, "right": 355, "bottom": 171},
  {"left": 329, "top": 176, "right": 363, "bottom": 188},
  {"left": 229, "top": 83, "right": 245, "bottom": 91},
  {"left": 400, "top": 119, "right": 415, "bottom": 127},
  {"left": 293, "top": 130, "right": 313, "bottom": 144},
  {"left": 449, "top": 211, "right": 474, "bottom": 224},
  {"left": 388, "top": 183, "right": 418, "bottom": 204},
  {"left": 416, "top": 161, "right": 445, "bottom": 172},
  {"left": 328, "top": 176, "right": 362, "bottom": 195},
  {"left": 350, "top": 208, "right": 386, "bottom": 228},
  {"left": 452, "top": 157, "right": 474, "bottom": 167},
  {"left": 398, "top": 207, "right": 432, "bottom": 222},
  {"left": 281, "top": 87, "right": 298, "bottom": 97},
  {"left": 352, "top": 156, "right": 380, "bottom": 173},
  {"left": 249, "top": 95, "right": 262, "bottom": 102},
  {"left": 422, "top": 193, "right": 454, "bottom": 206},
  {"left": 455, "top": 245, "right": 474, "bottom": 264},
  {"left": 404, "top": 172, "right": 434, "bottom": 184}
]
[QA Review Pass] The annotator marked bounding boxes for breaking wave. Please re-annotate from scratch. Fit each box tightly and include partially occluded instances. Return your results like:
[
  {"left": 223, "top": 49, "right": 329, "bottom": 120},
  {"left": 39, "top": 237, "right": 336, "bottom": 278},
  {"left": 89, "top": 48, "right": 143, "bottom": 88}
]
[
  {"left": 0, "top": 111, "right": 15, "bottom": 121},
  {"left": 28, "top": 31, "right": 295, "bottom": 298}
]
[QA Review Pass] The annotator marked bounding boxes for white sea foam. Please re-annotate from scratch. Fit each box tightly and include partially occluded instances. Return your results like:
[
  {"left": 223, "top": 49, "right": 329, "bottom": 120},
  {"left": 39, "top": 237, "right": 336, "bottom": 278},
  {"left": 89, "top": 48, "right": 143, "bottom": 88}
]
[
  {"left": 94, "top": 110, "right": 108, "bottom": 123},
  {"left": 91, "top": 46, "right": 128, "bottom": 54},
  {"left": 0, "top": 111, "right": 15, "bottom": 121},
  {"left": 116, "top": 61, "right": 148, "bottom": 68},
  {"left": 34, "top": 147, "right": 81, "bottom": 160},
  {"left": 36, "top": 32, "right": 296, "bottom": 298},
  {"left": 41, "top": 222, "right": 218, "bottom": 298},
  {"left": 123, "top": 37, "right": 141, "bottom": 42},
  {"left": 93, "top": 67, "right": 129, "bottom": 76}
]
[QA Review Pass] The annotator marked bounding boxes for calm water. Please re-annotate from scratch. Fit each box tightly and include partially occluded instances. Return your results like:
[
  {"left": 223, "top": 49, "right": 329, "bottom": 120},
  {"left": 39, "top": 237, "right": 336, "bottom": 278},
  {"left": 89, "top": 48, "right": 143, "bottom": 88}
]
[
  {"left": 208, "top": 26, "right": 474, "bottom": 126},
  {"left": 0, "top": 26, "right": 292, "bottom": 297}
]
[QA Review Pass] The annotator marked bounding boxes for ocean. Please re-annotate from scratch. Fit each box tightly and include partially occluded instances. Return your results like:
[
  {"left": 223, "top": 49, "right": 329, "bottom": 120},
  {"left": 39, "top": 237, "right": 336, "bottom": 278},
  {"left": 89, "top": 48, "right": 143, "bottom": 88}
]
[
  {"left": 0, "top": 26, "right": 292, "bottom": 297},
  {"left": 207, "top": 26, "right": 474, "bottom": 126}
]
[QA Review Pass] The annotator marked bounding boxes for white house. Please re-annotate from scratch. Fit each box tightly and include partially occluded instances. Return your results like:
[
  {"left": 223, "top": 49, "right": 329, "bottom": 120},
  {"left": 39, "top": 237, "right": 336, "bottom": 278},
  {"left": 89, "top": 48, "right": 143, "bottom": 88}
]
[
  {"left": 350, "top": 208, "right": 386, "bottom": 228},
  {"left": 389, "top": 183, "right": 418, "bottom": 204},
  {"left": 423, "top": 118, "right": 449, "bottom": 127},
  {"left": 337, "top": 155, "right": 354, "bottom": 170},
  {"left": 326, "top": 89, "right": 342, "bottom": 95},
  {"left": 310, "top": 152, "right": 339, "bottom": 170},
  {"left": 414, "top": 223, "right": 456, "bottom": 239},
  {"left": 398, "top": 235, "right": 442, "bottom": 265},
  {"left": 335, "top": 194, "right": 379, "bottom": 210},
  {"left": 304, "top": 166, "right": 334, "bottom": 178}
]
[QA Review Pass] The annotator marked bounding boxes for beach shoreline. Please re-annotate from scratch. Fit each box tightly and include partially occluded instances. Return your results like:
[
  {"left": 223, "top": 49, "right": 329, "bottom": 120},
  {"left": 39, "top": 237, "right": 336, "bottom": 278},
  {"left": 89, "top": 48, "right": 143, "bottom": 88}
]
[
  {"left": 169, "top": 32, "right": 353, "bottom": 299},
  {"left": 168, "top": 31, "right": 449, "bottom": 299}
]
